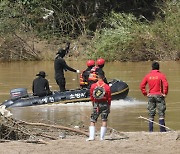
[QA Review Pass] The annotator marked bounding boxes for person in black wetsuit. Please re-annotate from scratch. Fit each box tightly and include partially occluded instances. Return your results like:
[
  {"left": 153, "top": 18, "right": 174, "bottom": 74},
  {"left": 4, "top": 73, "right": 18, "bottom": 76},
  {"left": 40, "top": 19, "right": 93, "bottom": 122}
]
[
  {"left": 32, "top": 71, "right": 52, "bottom": 97},
  {"left": 54, "top": 42, "right": 80, "bottom": 92}
]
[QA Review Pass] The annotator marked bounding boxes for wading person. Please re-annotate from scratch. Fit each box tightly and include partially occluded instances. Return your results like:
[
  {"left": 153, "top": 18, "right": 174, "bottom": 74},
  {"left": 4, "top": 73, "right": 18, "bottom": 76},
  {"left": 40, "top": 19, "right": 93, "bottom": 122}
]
[
  {"left": 32, "top": 71, "right": 52, "bottom": 97},
  {"left": 80, "top": 60, "right": 95, "bottom": 89},
  {"left": 86, "top": 72, "right": 111, "bottom": 141},
  {"left": 140, "top": 61, "right": 169, "bottom": 132},
  {"left": 54, "top": 42, "right": 80, "bottom": 92}
]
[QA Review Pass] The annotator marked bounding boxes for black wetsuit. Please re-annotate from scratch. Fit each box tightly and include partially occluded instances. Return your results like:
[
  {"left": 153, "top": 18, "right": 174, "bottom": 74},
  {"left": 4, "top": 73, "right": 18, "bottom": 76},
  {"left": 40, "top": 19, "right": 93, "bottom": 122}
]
[
  {"left": 32, "top": 76, "right": 51, "bottom": 97},
  {"left": 54, "top": 56, "right": 76, "bottom": 92}
]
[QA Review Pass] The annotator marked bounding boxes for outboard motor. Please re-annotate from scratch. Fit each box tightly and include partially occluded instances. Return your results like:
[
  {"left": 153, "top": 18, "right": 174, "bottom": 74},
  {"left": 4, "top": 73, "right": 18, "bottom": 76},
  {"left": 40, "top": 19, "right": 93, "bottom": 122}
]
[{"left": 10, "top": 88, "right": 28, "bottom": 99}]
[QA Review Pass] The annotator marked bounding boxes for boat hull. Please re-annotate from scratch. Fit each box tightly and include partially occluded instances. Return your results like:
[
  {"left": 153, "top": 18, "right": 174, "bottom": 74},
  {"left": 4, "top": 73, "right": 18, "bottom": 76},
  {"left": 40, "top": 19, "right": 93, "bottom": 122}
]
[{"left": 1, "top": 79, "right": 129, "bottom": 108}]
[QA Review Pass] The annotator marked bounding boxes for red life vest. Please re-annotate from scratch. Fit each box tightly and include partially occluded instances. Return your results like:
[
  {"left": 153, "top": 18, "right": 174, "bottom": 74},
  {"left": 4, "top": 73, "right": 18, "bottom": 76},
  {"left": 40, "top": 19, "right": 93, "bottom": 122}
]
[
  {"left": 79, "top": 71, "right": 88, "bottom": 86},
  {"left": 88, "top": 66, "right": 99, "bottom": 82}
]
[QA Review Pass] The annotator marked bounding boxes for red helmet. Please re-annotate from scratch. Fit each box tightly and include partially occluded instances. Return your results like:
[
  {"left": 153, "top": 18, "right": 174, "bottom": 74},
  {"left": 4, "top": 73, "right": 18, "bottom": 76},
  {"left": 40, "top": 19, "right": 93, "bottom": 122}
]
[
  {"left": 86, "top": 60, "right": 95, "bottom": 67},
  {"left": 96, "top": 58, "right": 105, "bottom": 66}
]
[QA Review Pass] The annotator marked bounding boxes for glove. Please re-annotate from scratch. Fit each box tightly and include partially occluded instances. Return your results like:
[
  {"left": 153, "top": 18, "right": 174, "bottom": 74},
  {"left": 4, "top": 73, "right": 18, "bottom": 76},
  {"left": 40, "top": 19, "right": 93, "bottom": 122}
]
[{"left": 76, "top": 70, "right": 80, "bottom": 73}]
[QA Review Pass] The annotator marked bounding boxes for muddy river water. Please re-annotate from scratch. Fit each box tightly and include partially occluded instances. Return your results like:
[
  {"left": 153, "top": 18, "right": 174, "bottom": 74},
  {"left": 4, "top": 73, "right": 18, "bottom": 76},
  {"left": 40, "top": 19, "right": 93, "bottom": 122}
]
[{"left": 0, "top": 61, "right": 179, "bottom": 131}]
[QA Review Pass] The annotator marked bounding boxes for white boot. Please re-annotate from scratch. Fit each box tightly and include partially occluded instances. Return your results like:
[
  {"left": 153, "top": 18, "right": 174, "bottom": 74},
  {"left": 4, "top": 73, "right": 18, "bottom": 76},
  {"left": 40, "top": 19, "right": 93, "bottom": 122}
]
[
  {"left": 100, "top": 126, "right": 107, "bottom": 140},
  {"left": 86, "top": 126, "right": 95, "bottom": 141}
]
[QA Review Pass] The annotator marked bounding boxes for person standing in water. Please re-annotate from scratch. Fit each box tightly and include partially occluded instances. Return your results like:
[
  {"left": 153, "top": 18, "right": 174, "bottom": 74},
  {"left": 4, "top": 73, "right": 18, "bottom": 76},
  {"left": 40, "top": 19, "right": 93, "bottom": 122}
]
[{"left": 140, "top": 61, "right": 169, "bottom": 132}]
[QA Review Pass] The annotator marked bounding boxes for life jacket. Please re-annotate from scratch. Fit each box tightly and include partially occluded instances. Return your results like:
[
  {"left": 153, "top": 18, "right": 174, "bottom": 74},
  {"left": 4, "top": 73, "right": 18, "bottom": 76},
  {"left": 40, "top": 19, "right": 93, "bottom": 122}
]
[
  {"left": 79, "top": 71, "right": 88, "bottom": 86},
  {"left": 93, "top": 82, "right": 106, "bottom": 100},
  {"left": 88, "top": 66, "right": 99, "bottom": 82}
]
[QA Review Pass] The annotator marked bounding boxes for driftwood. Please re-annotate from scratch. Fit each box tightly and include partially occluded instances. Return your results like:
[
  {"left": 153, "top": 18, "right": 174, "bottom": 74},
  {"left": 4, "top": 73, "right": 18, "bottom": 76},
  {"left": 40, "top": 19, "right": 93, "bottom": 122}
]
[
  {"left": 0, "top": 106, "right": 88, "bottom": 145},
  {"left": 21, "top": 139, "right": 49, "bottom": 144},
  {"left": 36, "top": 133, "right": 57, "bottom": 140},
  {"left": 1, "top": 116, "right": 49, "bottom": 144},
  {"left": 176, "top": 134, "right": 180, "bottom": 140},
  {"left": 18, "top": 120, "right": 89, "bottom": 136},
  {"left": 138, "top": 116, "right": 173, "bottom": 131},
  {"left": 138, "top": 116, "right": 180, "bottom": 140},
  {"left": 0, "top": 139, "right": 11, "bottom": 143}
]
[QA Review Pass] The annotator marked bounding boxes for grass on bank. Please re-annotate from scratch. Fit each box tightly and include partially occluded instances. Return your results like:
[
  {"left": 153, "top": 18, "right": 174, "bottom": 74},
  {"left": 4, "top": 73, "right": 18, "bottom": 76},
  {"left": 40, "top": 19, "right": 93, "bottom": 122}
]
[{"left": 0, "top": 1, "right": 179, "bottom": 62}]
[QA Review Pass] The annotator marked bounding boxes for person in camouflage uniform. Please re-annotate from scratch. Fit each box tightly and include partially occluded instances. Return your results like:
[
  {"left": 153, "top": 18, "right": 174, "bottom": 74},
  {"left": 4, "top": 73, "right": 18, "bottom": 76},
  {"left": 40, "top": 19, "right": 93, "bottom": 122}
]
[{"left": 140, "top": 61, "right": 169, "bottom": 132}]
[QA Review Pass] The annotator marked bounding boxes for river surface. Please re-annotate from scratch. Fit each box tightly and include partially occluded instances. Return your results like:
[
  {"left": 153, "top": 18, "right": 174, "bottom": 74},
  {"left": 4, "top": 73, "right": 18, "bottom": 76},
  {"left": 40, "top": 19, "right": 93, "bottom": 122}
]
[{"left": 0, "top": 61, "right": 179, "bottom": 132}]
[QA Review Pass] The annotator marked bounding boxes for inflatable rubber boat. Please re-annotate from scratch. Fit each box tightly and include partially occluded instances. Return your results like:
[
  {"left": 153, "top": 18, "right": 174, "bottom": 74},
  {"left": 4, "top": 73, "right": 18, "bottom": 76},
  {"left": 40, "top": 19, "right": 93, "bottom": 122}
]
[{"left": 1, "top": 79, "right": 129, "bottom": 108}]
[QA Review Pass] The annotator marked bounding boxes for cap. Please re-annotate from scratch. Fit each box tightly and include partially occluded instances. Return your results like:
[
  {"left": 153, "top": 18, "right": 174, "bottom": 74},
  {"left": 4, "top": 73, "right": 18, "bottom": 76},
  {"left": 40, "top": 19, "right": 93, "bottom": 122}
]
[{"left": 36, "top": 71, "right": 47, "bottom": 77}]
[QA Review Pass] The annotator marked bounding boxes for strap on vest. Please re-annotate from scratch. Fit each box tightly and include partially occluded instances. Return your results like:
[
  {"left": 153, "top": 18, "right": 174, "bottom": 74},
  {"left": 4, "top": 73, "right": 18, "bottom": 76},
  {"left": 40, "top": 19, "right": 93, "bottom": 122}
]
[{"left": 96, "top": 82, "right": 105, "bottom": 88}]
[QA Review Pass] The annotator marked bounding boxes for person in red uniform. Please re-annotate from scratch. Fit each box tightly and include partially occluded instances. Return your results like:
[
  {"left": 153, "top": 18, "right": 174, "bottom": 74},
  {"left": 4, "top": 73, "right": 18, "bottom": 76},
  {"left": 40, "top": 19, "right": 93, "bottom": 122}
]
[
  {"left": 79, "top": 60, "right": 95, "bottom": 89},
  {"left": 86, "top": 71, "right": 111, "bottom": 141},
  {"left": 140, "top": 61, "right": 169, "bottom": 132}
]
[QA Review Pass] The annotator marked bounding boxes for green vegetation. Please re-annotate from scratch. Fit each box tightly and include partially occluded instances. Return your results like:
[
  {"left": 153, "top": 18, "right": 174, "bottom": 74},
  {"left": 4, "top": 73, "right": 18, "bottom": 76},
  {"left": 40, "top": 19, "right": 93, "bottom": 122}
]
[
  {"left": 0, "top": 0, "right": 179, "bottom": 61},
  {"left": 89, "top": 1, "right": 180, "bottom": 61}
]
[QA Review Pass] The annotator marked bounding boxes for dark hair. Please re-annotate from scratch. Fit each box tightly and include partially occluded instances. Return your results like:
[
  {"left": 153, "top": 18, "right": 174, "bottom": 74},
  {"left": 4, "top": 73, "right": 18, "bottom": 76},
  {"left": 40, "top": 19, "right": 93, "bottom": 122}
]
[
  {"left": 56, "top": 48, "right": 66, "bottom": 58},
  {"left": 97, "top": 71, "right": 105, "bottom": 79},
  {"left": 152, "top": 61, "right": 159, "bottom": 70}
]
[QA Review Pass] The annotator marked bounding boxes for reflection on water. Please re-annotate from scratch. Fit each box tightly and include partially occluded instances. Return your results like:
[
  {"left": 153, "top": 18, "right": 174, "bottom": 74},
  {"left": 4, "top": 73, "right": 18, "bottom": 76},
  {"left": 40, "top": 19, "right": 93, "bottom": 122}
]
[
  {"left": 10, "top": 98, "right": 147, "bottom": 131},
  {"left": 0, "top": 61, "right": 180, "bottom": 131}
]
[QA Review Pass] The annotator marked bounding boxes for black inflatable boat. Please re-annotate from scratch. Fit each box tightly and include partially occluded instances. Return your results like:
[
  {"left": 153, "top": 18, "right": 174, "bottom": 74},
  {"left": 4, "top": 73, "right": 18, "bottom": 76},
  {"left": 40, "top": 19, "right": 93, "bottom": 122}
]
[{"left": 1, "top": 79, "right": 129, "bottom": 108}]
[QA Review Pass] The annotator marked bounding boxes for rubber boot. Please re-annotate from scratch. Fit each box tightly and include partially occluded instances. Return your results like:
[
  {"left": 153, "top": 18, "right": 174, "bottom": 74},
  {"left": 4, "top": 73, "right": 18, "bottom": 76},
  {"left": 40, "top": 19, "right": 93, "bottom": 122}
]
[
  {"left": 100, "top": 127, "right": 107, "bottom": 140},
  {"left": 149, "top": 118, "right": 154, "bottom": 132},
  {"left": 86, "top": 126, "right": 95, "bottom": 141},
  {"left": 159, "top": 119, "right": 166, "bottom": 132}
]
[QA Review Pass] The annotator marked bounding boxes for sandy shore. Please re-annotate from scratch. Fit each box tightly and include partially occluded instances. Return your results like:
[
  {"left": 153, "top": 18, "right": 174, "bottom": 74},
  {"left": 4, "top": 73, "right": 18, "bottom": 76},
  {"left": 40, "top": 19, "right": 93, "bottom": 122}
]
[{"left": 0, "top": 131, "right": 179, "bottom": 154}]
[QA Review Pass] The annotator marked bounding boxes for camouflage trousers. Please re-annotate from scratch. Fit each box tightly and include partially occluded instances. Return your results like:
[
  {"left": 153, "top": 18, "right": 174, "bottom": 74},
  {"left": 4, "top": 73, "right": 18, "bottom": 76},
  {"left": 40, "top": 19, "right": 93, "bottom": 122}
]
[
  {"left": 90, "top": 102, "right": 110, "bottom": 123},
  {"left": 147, "top": 95, "right": 166, "bottom": 119}
]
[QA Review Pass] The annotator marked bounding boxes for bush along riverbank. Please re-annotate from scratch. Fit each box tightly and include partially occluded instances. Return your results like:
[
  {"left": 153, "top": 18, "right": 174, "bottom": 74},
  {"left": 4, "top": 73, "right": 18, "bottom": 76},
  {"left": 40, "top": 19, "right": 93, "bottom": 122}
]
[
  {"left": 87, "top": 1, "right": 180, "bottom": 62},
  {"left": 0, "top": 0, "right": 179, "bottom": 62}
]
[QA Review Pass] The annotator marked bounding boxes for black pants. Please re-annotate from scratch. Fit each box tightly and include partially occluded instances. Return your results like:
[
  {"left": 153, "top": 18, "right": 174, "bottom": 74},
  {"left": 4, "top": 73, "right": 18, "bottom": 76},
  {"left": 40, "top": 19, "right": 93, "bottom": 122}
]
[
  {"left": 56, "top": 77, "right": 66, "bottom": 92},
  {"left": 34, "top": 91, "right": 52, "bottom": 97}
]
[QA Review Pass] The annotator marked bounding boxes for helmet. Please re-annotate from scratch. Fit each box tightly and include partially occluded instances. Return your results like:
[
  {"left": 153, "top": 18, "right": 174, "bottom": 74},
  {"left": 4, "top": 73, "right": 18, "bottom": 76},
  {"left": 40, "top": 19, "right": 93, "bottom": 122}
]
[
  {"left": 86, "top": 60, "right": 95, "bottom": 67},
  {"left": 96, "top": 58, "right": 105, "bottom": 66}
]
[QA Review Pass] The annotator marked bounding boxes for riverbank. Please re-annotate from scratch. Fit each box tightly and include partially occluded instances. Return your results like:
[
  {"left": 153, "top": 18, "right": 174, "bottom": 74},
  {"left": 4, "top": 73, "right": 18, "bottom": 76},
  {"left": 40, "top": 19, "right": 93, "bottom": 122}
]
[{"left": 0, "top": 131, "right": 179, "bottom": 154}]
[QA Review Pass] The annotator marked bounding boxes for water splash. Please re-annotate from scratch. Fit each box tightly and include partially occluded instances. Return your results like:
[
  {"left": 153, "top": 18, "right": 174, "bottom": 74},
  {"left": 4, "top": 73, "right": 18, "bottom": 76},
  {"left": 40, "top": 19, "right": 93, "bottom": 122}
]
[{"left": 49, "top": 96, "right": 146, "bottom": 108}]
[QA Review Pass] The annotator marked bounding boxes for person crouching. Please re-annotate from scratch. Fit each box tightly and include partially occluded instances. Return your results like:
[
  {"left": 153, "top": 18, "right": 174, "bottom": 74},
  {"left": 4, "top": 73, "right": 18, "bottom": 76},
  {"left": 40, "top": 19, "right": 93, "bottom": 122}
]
[{"left": 32, "top": 71, "right": 52, "bottom": 97}]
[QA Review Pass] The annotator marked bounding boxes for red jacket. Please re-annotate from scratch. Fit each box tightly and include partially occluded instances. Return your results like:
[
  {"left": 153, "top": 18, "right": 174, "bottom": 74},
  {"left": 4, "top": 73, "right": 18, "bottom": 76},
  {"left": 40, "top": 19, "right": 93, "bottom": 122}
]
[
  {"left": 140, "top": 70, "right": 168, "bottom": 96},
  {"left": 90, "top": 80, "right": 111, "bottom": 105}
]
